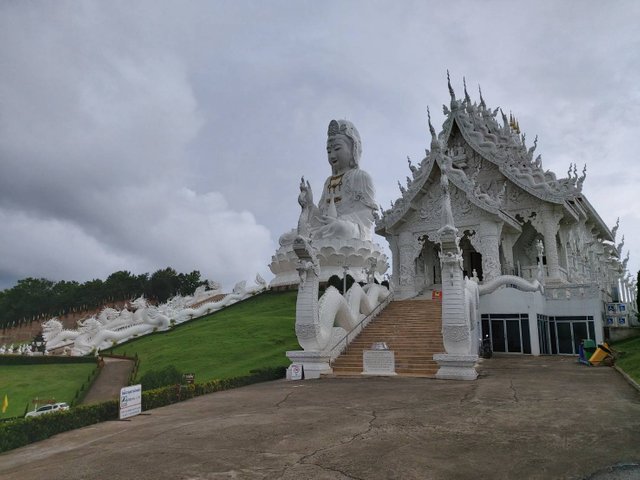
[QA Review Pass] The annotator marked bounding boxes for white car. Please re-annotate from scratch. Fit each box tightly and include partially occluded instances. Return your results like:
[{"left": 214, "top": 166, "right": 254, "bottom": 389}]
[{"left": 25, "top": 402, "right": 70, "bottom": 418}]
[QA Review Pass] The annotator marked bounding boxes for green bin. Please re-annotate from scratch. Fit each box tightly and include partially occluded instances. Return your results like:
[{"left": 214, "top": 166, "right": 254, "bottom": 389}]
[{"left": 582, "top": 339, "right": 597, "bottom": 360}]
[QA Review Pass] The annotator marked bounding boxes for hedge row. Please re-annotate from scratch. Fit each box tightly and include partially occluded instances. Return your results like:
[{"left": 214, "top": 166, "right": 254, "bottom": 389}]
[
  {"left": 142, "top": 366, "right": 286, "bottom": 409},
  {"left": 0, "top": 400, "right": 119, "bottom": 453},
  {"left": 0, "top": 366, "right": 286, "bottom": 453},
  {"left": 0, "top": 355, "right": 96, "bottom": 365}
]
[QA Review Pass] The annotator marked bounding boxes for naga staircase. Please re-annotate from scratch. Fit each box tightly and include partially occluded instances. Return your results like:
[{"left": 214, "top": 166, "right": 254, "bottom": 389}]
[{"left": 330, "top": 299, "right": 443, "bottom": 377}]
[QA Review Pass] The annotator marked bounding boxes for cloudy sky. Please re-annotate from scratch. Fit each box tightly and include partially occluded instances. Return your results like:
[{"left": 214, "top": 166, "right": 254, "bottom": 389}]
[{"left": 1, "top": 0, "right": 639, "bottom": 291}]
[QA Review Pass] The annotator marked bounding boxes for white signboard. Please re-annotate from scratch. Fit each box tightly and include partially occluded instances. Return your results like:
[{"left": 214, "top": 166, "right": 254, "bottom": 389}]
[{"left": 119, "top": 384, "right": 142, "bottom": 420}]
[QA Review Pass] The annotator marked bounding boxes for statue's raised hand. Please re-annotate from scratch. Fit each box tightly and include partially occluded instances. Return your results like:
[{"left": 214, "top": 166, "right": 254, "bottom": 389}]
[{"left": 298, "top": 176, "right": 314, "bottom": 208}]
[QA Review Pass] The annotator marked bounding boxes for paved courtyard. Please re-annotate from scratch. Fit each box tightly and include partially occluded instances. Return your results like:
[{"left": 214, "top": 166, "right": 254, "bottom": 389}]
[{"left": 1, "top": 355, "right": 639, "bottom": 480}]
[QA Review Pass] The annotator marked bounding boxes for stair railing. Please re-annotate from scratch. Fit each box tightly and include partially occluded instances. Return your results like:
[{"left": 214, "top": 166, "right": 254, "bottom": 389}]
[{"left": 328, "top": 292, "right": 394, "bottom": 365}]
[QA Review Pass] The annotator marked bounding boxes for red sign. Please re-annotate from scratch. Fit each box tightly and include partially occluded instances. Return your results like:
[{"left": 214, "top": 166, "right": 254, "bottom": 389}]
[{"left": 432, "top": 290, "right": 442, "bottom": 301}]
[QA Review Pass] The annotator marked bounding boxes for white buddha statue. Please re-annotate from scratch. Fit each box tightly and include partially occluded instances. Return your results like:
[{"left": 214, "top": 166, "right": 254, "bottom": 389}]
[
  {"left": 271, "top": 119, "right": 387, "bottom": 288},
  {"left": 283, "top": 119, "right": 377, "bottom": 244}
]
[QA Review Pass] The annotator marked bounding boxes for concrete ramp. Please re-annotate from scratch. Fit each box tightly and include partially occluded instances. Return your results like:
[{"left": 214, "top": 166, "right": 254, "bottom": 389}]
[{"left": 80, "top": 357, "right": 134, "bottom": 405}]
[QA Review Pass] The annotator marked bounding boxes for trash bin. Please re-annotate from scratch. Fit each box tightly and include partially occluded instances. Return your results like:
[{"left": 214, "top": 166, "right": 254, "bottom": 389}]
[
  {"left": 589, "top": 342, "right": 613, "bottom": 365},
  {"left": 582, "top": 339, "right": 597, "bottom": 360}
]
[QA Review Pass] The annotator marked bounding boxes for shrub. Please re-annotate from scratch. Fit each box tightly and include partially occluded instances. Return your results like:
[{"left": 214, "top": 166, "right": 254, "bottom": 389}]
[
  {"left": 139, "top": 365, "right": 183, "bottom": 391},
  {"left": 326, "top": 275, "right": 343, "bottom": 293},
  {"left": 0, "top": 400, "right": 118, "bottom": 453},
  {"left": 0, "top": 355, "right": 96, "bottom": 366}
]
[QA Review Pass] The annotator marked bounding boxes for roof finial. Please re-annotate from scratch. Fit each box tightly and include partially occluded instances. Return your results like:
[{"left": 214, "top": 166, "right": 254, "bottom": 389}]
[
  {"left": 577, "top": 164, "right": 587, "bottom": 190},
  {"left": 478, "top": 84, "right": 486, "bottom": 108},
  {"left": 500, "top": 108, "right": 509, "bottom": 129},
  {"left": 447, "top": 70, "right": 456, "bottom": 104},
  {"left": 617, "top": 235, "right": 625, "bottom": 256},
  {"left": 463, "top": 76, "right": 471, "bottom": 104},
  {"left": 612, "top": 217, "right": 620, "bottom": 241},
  {"left": 427, "top": 106, "right": 439, "bottom": 151}
]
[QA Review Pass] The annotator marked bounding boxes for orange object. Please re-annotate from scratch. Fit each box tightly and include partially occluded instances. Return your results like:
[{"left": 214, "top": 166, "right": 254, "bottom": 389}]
[
  {"left": 589, "top": 342, "right": 614, "bottom": 365},
  {"left": 432, "top": 290, "right": 442, "bottom": 301}
]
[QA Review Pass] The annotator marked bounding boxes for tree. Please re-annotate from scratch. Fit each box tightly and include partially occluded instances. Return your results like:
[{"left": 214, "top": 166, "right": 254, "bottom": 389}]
[
  {"left": 637, "top": 270, "right": 640, "bottom": 316},
  {"left": 148, "top": 267, "right": 180, "bottom": 303},
  {"left": 177, "top": 270, "right": 205, "bottom": 296}
]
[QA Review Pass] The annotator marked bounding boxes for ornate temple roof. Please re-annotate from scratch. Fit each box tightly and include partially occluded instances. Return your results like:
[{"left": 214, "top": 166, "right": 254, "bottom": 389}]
[{"left": 376, "top": 76, "right": 614, "bottom": 242}]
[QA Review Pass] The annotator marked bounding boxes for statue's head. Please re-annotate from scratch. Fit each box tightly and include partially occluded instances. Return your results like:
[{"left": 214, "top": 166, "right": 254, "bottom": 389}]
[{"left": 327, "top": 119, "right": 362, "bottom": 175}]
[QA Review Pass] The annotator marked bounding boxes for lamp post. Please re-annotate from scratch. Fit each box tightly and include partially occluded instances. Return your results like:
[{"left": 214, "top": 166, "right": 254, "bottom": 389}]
[
  {"left": 342, "top": 264, "right": 349, "bottom": 294},
  {"left": 31, "top": 333, "right": 46, "bottom": 355}
]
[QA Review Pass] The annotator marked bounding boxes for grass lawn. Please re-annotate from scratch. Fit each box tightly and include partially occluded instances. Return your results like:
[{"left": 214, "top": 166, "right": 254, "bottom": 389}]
[
  {"left": 108, "top": 290, "right": 298, "bottom": 383},
  {"left": 0, "top": 363, "right": 97, "bottom": 419},
  {"left": 613, "top": 335, "right": 640, "bottom": 384}
]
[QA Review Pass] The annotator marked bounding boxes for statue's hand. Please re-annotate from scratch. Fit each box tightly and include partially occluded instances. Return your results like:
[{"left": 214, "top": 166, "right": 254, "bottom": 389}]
[{"left": 298, "top": 177, "right": 313, "bottom": 208}]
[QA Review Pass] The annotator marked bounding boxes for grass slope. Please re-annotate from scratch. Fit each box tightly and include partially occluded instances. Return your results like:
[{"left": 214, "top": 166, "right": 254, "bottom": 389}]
[
  {"left": 109, "top": 291, "right": 298, "bottom": 383},
  {"left": 0, "top": 363, "right": 96, "bottom": 418},
  {"left": 613, "top": 335, "right": 640, "bottom": 383}
]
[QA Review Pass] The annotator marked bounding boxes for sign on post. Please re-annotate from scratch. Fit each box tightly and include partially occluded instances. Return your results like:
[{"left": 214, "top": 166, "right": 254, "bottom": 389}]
[
  {"left": 119, "top": 384, "right": 142, "bottom": 420},
  {"left": 182, "top": 373, "right": 195, "bottom": 385}
]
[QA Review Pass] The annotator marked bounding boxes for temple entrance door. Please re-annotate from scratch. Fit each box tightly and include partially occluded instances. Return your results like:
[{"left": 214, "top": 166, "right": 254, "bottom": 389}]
[
  {"left": 470, "top": 252, "right": 483, "bottom": 281},
  {"left": 415, "top": 236, "right": 441, "bottom": 291},
  {"left": 460, "top": 232, "right": 482, "bottom": 280}
]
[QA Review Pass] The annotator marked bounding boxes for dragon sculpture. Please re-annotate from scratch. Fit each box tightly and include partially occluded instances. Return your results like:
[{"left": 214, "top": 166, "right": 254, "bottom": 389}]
[{"left": 30, "top": 275, "right": 268, "bottom": 356}]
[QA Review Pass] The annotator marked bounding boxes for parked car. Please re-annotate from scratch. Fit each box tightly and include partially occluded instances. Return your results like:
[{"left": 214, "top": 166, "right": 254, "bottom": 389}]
[{"left": 25, "top": 402, "right": 70, "bottom": 418}]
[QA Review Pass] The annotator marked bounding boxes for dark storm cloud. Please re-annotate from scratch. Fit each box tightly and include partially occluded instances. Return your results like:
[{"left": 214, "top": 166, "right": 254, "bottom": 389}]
[{"left": 1, "top": 0, "right": 638, "bottom": 290}]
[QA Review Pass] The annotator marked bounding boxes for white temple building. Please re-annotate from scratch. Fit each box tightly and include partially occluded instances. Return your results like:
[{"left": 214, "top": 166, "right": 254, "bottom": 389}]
[{"left": 375, "top": 78, "right": 637, "bottom": 356}]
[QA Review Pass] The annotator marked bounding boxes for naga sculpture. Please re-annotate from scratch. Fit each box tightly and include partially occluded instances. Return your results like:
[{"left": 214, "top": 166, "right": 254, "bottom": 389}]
[
  {"left": 37, "top": 275, "right": 268, "bottom": 356},
  {"left": 292, "top": 236, "right": 390, "bottom": 353}
]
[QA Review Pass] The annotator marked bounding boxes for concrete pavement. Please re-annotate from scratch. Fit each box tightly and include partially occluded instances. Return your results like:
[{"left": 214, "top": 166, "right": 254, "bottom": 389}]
[{"left": 1, "top": 355, "right": 639, "bottom": 479}]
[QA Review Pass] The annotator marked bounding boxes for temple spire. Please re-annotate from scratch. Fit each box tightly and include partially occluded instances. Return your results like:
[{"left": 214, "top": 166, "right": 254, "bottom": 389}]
[
  {"left": 427, "top": 106, "right": 440, "bottom": 151},
  {"left": 463, "top": 77, "right": 471, "bottom": 104},
  {"left": 447, "top": 70, "right": 457, "bottom": 109},
  {"left": 478, "top": 84, "right": 486, "bottom": 108}
]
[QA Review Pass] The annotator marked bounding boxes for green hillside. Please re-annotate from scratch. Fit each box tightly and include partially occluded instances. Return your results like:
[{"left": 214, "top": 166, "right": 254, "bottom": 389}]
[
  {"left": 614, "top": 336, "right": 640, "bottom": 383},
  {"left": 0, "top": 363, "right": 96, "bottom": 418},
  {"left": 108, "top": 290, "right": 298, "bottom": 383}
]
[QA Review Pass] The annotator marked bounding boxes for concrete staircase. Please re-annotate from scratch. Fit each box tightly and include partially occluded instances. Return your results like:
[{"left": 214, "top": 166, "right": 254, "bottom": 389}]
[{"left": 330, "top": 299, "right": 443, "bottom": 377}]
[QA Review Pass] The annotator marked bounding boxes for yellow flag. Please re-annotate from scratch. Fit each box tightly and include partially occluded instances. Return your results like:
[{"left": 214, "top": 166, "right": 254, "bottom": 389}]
[{"left": 1, "top": 394, "right": 8, "bottom": 414}]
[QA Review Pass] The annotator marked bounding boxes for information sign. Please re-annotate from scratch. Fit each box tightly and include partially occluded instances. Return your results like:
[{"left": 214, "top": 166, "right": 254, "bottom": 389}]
[
  {"left": 119, "top": 384, "right": 142, "bottom": 420},
  {"left": 289, "top": 364, "right": 303, "bottom": 380}
]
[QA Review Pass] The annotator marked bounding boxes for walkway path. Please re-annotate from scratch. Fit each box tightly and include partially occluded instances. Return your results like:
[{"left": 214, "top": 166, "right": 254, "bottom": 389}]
[
  {"left": 1, "top": 356, "right": 639, "bottom": 479},
  {"left": 80, "top": 357, "right": 134, "bottom": 405}
]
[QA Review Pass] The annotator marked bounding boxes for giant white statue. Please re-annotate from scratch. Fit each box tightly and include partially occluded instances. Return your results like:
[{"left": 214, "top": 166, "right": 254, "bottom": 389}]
[
  {"left": 270, "top": 120, "right": 388, "bottom": 287},
  {"left": 282, "top": 119, "right": 391, "bottom": 379}
]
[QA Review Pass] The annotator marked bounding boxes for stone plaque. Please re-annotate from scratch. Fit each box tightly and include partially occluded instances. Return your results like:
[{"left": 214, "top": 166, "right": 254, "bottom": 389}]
[{"left": 362, "top": 350, "right": 396, "bottom": 376}]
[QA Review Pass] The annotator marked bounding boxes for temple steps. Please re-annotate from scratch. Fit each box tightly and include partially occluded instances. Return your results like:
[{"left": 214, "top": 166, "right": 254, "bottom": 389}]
[{"left": 329, "top": 299, "right": 443, "bottom": 378}]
